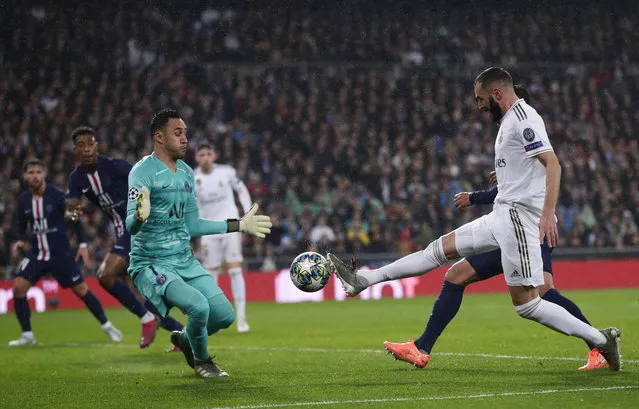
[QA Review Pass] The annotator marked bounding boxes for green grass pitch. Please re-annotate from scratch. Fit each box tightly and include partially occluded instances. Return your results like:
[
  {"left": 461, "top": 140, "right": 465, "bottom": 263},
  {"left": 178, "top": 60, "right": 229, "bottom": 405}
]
[{"left": 1, "top": 289, "right": 638, "bottom": 409}]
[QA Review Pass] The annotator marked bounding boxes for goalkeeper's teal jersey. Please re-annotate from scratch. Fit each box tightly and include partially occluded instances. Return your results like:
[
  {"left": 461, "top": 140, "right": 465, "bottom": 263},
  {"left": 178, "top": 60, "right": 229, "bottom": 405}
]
[{"left": 127, "top": 153, "right": 197, "bottom": 273}]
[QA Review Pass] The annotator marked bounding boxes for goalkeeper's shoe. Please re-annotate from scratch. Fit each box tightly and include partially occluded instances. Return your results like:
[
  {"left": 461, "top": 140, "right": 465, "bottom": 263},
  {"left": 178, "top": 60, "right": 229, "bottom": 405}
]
[
  {"left": 170, "top": 330, "right": 195, "bottom": 368},
  {"left": 578, "top": 348, "right": 608, "bottom": 371},
  {"left": 8, "top": 332, "right": 37, "bottom": 346},
  {"left": 194, "top": 358, "right": 229, "bottom": 378},
  {"left": 383, "top": 340, "right": 430, "bottom": 368},
  {"left": 597, "top": 327, "right": 622, "bottom": 371},
  {"left": 327, "top": 253, "right": 365, "bottom": 297}
]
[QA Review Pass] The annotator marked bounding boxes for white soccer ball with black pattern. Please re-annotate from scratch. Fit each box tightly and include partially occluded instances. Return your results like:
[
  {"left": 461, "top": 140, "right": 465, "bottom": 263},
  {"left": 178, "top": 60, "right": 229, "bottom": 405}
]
[{"left": 289, "top": 252, "right": 331, "bottom": 292}]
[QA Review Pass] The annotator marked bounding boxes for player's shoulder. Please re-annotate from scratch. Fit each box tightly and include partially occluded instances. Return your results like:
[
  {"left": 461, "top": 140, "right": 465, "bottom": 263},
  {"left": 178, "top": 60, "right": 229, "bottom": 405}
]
[
  {"left": 16, "top": 189, "right": 31, "bottom": 204},
  {"left": 130, "top": 154, "right": 158, "bottom": 174},
  {"left": 215, "top": 164, "right": 236, "bottom": 175},
  {"left": 102, "top": 155, "right": 131, "bottom": 168},
  {"left": 177, "top": 160, "right": 194, "bottom": 177},
  {"left": 508, "top": 100, "right": 543, "bottom": 126},
  {"left": 47, "top": 185, "right": 66, "bottom": 199},
  {"left": 68, "top": 165, "right": 83, "bottom": 182}
]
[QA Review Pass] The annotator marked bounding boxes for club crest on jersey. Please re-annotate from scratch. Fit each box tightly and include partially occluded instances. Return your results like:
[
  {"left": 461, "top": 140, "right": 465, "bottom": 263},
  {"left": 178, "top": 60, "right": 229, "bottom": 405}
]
[
  {"left": 218, "top": 181, "right": 223, "bottom": 188},
  {"left": 156, "top": 274, "right": 167, "bottom": 285},
  {"left": 523, "top": 128, "right": 535, "bottom": 142},
  {"left": 196, "top": 178, "right": 201, "bottom": 185},
  {"left": 128, "top": 187, "right": 140, "bottom": 200},
  {"left": 184, "top": 181, "right": 191, "bottom": 192}
]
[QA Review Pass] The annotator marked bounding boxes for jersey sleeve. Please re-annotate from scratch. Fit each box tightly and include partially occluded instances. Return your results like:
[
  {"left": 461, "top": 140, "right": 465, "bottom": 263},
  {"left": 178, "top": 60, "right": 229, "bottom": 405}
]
[
  {"left": 229, "top": 167, "right": 252, "bottom": 214},
  {"left": 517, "top": 116, "right": 554, "bottom": 158},
  {"left": 126, "top": 164, "right": 152, "bottom": 234},
  {"left": 66, "top": 171, "right": 82, "bottom": 199}
]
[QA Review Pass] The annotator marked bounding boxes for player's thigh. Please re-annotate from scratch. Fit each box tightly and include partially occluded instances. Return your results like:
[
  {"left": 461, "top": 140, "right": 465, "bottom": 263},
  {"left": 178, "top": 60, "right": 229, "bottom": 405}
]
[
  {"left": 452, "top": 214, "right": 499, "bottom": 257},
  {"left": 132, "top": 264, "right": 182, "bottom": 317},
  {"left": 466, "top": 249, "right": 505, "bottom": 281},
  {"left": 49, "top": 255, "right": 85, "bottom": 289},
  {"left": 222, "top": 233, "right": 243, "bottom": 264},
  {"left": 106, "top": 233, "right": 131, "bottom": 274},
  {"left": 200, "top": 235, "right": 223, "bottom": 270},
  {"left": 15, "top": 257, "right": 43, "bottom": 292},
  {"left": 494, "top": 207, "right": 544, "bottom": 287},
  {"left": 185, "top": 267, "right": 234, "bottom": 331}
]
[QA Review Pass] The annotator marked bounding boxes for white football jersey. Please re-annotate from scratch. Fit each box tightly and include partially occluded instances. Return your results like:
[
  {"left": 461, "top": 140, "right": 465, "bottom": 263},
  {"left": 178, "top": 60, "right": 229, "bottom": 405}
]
[
  {"left": 493, "top": 99, "right": 554, "bottom": 218},
  {"left": 194, "top": 164, "right": 252, "bottom": 220}
]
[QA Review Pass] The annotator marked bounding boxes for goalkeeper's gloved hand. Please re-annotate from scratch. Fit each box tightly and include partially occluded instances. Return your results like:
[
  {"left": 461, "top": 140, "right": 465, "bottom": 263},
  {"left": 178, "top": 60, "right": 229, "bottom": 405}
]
[
  {"left": 227, "top": 203, "right": 272, "bottom": 238},
  {"left": 135, "top": 187, "right": 151, "bottom": 223}
]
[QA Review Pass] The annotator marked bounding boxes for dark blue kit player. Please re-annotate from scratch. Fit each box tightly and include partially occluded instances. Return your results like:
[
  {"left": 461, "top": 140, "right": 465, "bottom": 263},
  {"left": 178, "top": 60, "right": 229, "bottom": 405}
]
[
  {"left": 9, "top": 159, "right": 122, "bottom": 346},
  {"left": 66, "top": 127, "right": 184, "bottom": 349}
]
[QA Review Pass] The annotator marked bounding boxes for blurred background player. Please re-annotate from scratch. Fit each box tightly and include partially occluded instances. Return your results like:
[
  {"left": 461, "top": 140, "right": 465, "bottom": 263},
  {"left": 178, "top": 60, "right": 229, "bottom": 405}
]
[
  {"left": 9, "top": 159, "right": 121, "bottom": 345},
  {"left": 126, "top": 109, "right": 271, "bottom": 378},
  {"left": 194, "top": 143, "right": 253, "bottom": 333},
  {"left": 66, "top": 126, "right": 184, "bottom": 348}
]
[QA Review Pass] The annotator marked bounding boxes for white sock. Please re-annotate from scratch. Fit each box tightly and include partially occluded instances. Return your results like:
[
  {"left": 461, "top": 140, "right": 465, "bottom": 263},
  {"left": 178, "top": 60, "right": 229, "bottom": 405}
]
[
  {"left": 515, "top": 297, "right": 606, "bottom": 346},
  {"left": 101, "top": 321, "right": 112, "bottom": 330},
  {"left": 229, "top": 267, "right": 246, "bottom": 321},
  {"left": 140, "top": 312, "right": 155, "bottom": 324},
  {"left": 359, "top": 238, "right": 448, "bottom": 287},
  {"left": 23, "top": 331, "right": 35, "bottom": 339}
]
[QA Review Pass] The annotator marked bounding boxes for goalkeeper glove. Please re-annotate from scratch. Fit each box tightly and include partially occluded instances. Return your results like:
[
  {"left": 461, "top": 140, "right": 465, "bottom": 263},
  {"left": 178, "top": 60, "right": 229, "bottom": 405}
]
[
  {"left": 227, "top": 203, "right": 272, "bottom": 238},
  {"left": 135, "top": 187, "right": 151, "bottom": 223}
]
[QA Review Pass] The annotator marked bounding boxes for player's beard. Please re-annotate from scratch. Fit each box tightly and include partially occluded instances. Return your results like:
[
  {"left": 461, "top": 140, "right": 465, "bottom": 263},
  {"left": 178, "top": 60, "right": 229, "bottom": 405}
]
[{"left": 489, "top": 96, "right": 503, "bottom": 123}]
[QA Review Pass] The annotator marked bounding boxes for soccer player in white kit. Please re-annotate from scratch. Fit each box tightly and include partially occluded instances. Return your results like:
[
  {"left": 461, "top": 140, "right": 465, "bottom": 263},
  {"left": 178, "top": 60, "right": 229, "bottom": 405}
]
[
  {"left": 328, "top": 67, "right": 622, "bottom": 371},
  {"left": 194, "top": 143, "right": 253, "bottom": 333}
]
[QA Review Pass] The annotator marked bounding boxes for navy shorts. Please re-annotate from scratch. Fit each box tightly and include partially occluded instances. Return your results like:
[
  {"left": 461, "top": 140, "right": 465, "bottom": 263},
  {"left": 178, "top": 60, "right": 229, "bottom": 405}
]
[
  {"left": 469, "top": 242, "right": 553, "bottom": 281},
  {"left": 17, "top": 254, "right": 84, "bottom": 289},
  {"left": 110, "top": 231, "right": 131, "bottom": 261}
]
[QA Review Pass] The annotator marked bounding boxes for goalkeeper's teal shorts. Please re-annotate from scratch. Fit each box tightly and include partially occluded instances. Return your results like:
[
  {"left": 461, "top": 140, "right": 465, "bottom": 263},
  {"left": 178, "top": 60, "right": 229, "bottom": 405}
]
[{"left": 132, "top": 256, "right": 224, "bottom": 317}]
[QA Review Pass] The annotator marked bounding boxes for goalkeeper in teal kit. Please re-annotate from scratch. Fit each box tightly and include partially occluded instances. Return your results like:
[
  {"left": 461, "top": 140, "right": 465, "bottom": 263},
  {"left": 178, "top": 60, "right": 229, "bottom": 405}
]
[{"left": 126, "top": 109, "right": 272, "bottom": 378}]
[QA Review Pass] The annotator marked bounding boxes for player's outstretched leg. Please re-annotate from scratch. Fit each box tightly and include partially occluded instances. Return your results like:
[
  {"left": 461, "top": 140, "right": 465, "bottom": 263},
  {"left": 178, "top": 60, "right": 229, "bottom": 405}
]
[
  {"left": 328, "top": 233, "right": 454, "bottom": 297},
  {"left": 98, "top": 255, "right": 158, "bottom": 347},
  {"left": 164, "top": 278, "right": 228, "bottom": 378},
  {"left": 538, "top": 276, "right": 607, "bottom": 370},
  {"left": 384, "top": 258, "right": 475, "bottom": 368},
  {"left": 9, "top": 277, "right": 37, "bottom": 346},
  {"left": 71, "top": 282, "right": 122, "bottom": 342},
  {"left": 191, "top": 274, "right": 234, "bottom": 375}
]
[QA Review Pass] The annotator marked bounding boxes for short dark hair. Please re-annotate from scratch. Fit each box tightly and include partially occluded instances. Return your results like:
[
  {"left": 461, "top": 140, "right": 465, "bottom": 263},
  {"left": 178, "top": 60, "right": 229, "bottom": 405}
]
[
  {"left": 149, "top": 109, "right": 181, "bottom": 138},
  {"left": 71, "top": 126, "right": 96, "bottom": 144},
  {"left": 23, "top": 158, "right": 46, "bottom": 172},
  {"left": 475, "top": 67, "right": 513, "bottom": 89},
  {"left": 196, "top": 142, "right": 214, "bottom": 152},
  {"left": 513, "top": 84, "right": 531, "bottom": 104}
]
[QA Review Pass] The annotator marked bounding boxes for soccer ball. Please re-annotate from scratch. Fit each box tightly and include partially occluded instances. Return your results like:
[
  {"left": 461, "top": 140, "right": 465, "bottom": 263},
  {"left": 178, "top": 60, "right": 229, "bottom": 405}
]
[{"left": 289, "top": 252, "right": 331, "bottom": 292}]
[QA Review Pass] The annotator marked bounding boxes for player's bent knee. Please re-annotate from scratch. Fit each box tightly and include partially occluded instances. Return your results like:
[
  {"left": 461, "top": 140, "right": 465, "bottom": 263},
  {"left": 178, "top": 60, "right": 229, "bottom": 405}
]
[
  {"left": 206, "top": 295, "right": 235, "bottom": 334},
  {"left": 444, "top": 260, "right": 477, "bottom": 286},
  {"left": 12, "top": 278, "right": 30, "bottom": 298},
  {"left": 187, "top": 298, "right": 210, "bottom": 325},
  {"left": 72, "top": 282, "right": 89, "bottom": 297}
]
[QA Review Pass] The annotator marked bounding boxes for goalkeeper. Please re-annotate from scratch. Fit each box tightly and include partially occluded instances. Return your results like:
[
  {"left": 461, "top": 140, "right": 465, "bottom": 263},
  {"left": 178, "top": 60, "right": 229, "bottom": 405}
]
[{"left": 126, "top": 109, "right": 272, "bottom": 378}]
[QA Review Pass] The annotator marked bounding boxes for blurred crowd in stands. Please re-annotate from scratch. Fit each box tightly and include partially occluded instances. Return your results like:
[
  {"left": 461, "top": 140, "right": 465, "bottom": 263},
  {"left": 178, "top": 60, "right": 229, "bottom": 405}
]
[{"left": 1, "top": 1, "right": 638, "bottom": 274}]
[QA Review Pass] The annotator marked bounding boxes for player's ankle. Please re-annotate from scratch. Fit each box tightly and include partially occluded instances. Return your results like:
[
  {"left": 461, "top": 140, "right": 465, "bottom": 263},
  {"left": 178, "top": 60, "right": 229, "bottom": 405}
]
[{"left": 140, "top": 312, "right": 156, "bottom": 324}]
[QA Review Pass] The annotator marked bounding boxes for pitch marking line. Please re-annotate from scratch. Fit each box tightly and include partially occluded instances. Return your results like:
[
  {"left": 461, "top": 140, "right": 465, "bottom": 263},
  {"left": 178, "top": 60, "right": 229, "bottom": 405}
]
[
  {"left": 2, "top": 343, "right": 638, "bottom": 364},
  {"left": 201, "top": 385, "right": 639, "bottom": 409}
]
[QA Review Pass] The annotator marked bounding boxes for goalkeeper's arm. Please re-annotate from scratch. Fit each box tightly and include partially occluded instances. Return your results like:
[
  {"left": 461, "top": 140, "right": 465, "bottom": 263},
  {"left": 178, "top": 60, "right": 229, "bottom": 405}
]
[{"left": 185, "top": 203, "right": 272, "bottom": 238}]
